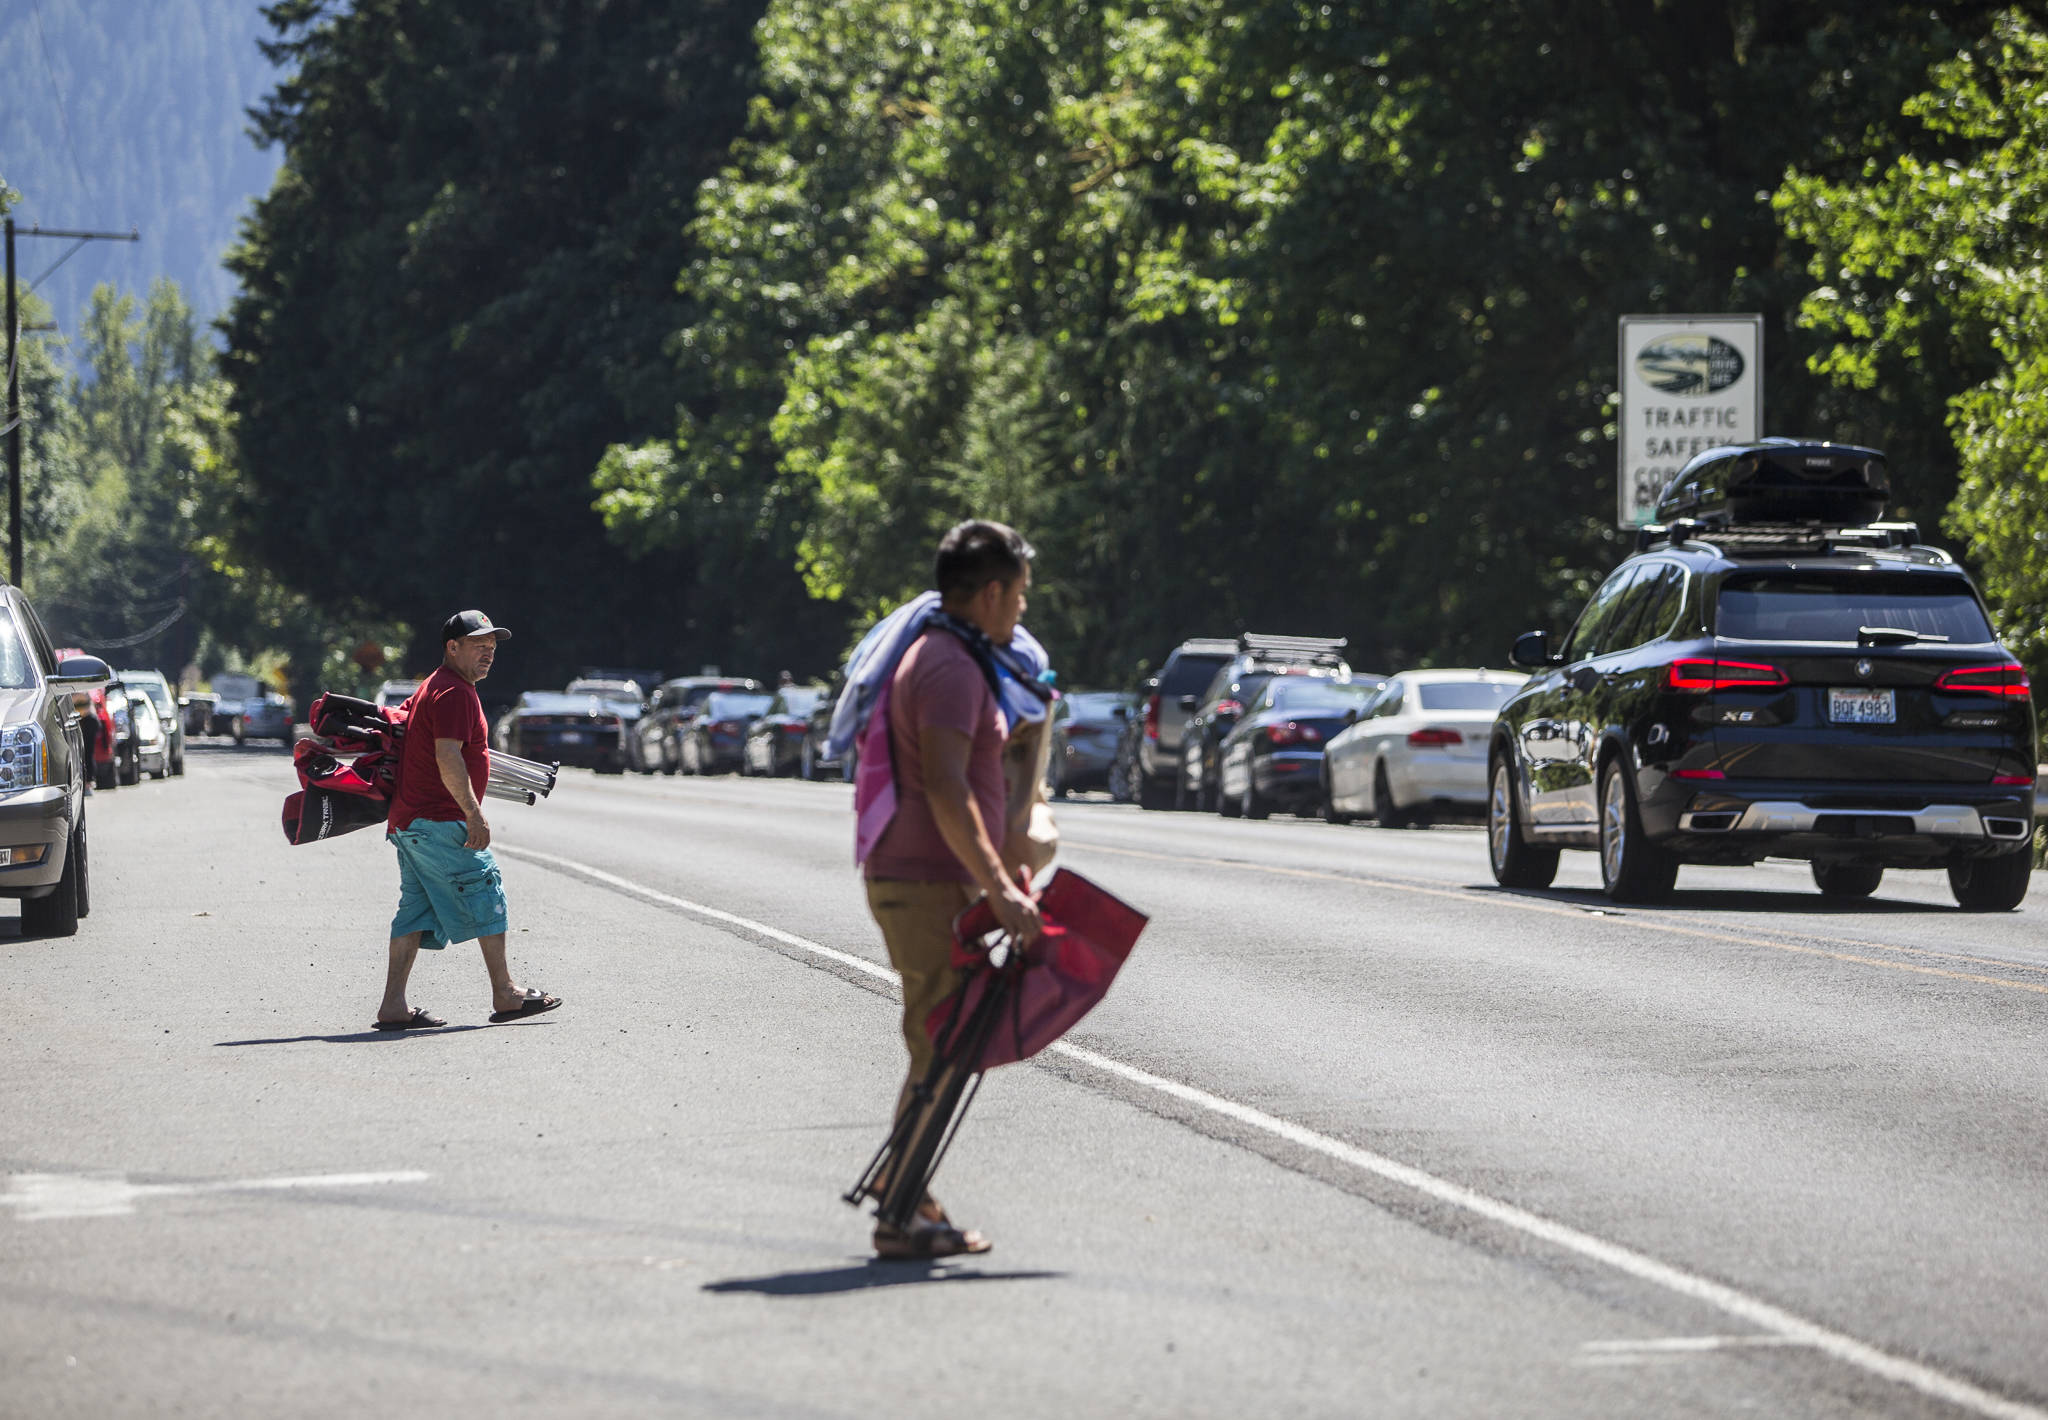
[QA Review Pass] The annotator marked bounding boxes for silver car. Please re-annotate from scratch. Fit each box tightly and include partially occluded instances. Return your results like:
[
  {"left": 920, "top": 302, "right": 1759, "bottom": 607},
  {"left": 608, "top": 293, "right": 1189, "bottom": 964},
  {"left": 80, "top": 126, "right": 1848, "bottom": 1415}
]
[
  {"left": 117, "top": 669, "right": 185, "bottom": 776},
  {"left": 239, "top": 690, "right": 295, "bottom": 747}
]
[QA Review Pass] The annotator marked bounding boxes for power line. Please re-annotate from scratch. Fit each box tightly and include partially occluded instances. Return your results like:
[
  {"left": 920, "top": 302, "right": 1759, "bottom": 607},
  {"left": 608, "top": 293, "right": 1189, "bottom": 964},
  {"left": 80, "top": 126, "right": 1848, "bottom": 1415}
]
[
  {"left": 27, "top": 0, "right": 95, "bottom": 207},
  {"left": 73, "top": 600, "right": 186, "bottom": 651}
]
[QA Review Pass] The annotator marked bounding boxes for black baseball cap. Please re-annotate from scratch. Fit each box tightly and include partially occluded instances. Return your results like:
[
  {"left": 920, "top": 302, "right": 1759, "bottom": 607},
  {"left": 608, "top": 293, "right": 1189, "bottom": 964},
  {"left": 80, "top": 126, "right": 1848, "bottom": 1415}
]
[{"left": 441, "top": 609, "right": 512, "bottom": 643}]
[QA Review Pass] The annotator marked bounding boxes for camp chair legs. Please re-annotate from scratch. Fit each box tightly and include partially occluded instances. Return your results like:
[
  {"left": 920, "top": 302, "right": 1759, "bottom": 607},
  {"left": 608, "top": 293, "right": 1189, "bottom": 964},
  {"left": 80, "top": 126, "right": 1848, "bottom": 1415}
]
[{"left": 845, "top": 961, "right": 1015, "bottom": 1234}]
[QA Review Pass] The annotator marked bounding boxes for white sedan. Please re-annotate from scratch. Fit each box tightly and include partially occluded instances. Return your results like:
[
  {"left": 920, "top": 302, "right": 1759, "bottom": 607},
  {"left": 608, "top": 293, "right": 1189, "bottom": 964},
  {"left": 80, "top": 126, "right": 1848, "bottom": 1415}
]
[{"left": 1322, "top": 669, "right": 1526, "bottom": 826}]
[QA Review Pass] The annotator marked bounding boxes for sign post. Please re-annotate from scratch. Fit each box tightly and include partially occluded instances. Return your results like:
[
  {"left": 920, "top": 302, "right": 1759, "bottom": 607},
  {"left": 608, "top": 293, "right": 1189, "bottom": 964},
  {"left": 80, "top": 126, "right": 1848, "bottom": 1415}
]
[{"left": 1617, "top": 314, "right": 1763, "bottom": 528}]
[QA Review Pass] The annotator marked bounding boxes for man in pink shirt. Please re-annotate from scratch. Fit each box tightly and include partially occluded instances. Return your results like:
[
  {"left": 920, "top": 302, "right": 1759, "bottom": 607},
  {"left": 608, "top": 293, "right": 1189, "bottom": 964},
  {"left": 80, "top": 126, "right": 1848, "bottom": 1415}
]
[{"left": 864, "top": 521, "right": 1043, "bottom": 1259}]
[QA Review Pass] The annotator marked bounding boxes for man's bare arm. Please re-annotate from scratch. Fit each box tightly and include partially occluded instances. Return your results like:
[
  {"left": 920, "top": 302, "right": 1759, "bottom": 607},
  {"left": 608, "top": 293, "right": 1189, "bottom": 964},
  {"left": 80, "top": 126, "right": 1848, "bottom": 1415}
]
[
  {"left": 921, "top": 725, "right": 1040, "bottom": 941},
  {"left": 435, "top": 738, "right": 489, "bottom": 848}
]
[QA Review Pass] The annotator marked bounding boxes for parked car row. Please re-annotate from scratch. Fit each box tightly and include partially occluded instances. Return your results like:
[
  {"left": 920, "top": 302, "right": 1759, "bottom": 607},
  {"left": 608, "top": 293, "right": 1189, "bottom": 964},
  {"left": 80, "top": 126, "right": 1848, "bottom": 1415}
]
[{"left": 488, "top": 674, "right": 850, "bottom": 782}]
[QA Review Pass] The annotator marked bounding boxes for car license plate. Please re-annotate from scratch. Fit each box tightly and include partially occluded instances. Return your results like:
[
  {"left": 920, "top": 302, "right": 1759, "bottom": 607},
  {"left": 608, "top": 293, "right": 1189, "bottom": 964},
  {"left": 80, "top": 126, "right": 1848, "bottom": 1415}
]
[
  {"left": 559, "top": 731, "right": 586, "bottom": 744},
  {"left": 1829, "top": 688, "right": 1895, "bottom": 724}
]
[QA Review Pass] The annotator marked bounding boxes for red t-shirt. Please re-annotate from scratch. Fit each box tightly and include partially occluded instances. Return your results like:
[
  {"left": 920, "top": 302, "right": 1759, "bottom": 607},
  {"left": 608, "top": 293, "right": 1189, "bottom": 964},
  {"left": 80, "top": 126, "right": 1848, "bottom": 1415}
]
[
  {"left": 864, "top": 630, "right": 1009, "bottom": 884},
  {"left": 387, "top": 666, "right": 490, "bottom": 831}
]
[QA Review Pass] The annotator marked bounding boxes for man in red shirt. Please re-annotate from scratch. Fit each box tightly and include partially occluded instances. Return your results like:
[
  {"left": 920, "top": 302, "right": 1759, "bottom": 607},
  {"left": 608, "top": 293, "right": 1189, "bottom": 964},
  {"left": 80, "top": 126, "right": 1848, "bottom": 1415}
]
[
  {"left": 863, "top": 521, "right": 1043, "bottom": 1258},
  {"left": 375, "top": 610, "right": 561, "bottom": 1030}
]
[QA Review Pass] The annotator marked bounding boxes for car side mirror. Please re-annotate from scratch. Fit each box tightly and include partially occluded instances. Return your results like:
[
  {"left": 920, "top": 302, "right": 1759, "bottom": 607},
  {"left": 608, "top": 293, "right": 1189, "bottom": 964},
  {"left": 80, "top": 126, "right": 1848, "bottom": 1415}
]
[
  {"left": 1177, "top": 694, "right": 1198, "bottom": 710},
  {"left": 1509, "top": 631, "right": 1557, "bottom": 669},
  {"left": 1344, "top": 709, "right": 1360, "bottom": 725},
  {"left": 51, "top": 654, "right": 111, "bottom": 687}
]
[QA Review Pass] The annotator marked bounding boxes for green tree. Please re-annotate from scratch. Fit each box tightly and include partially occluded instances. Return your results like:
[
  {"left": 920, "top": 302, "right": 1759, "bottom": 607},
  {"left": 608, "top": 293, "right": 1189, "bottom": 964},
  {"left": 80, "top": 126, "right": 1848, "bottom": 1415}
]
[
  {"left": 1780, "top": 8, "right": 2048, "bottom": 683},
  {"left": 222, "top": 0, "right": 827, "bottom": 689},
  {"left": 604, "top": 0, "right": 2012, "bottom": 683}
]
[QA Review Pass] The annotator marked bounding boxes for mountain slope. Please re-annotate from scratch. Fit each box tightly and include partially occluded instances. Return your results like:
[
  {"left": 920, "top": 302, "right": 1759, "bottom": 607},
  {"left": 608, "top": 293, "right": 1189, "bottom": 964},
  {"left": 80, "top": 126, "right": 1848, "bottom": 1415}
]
[{"left": 0, "top": 0, "right": 280, "bottom": 333}]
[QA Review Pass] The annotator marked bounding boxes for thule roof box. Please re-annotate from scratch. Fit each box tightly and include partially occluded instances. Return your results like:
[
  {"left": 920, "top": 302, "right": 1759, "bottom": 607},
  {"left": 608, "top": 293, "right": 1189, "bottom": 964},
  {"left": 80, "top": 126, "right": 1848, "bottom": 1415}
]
[
  {"left": 1237, "top": 632, "right": 1348, "bottom": 668},
  {"left": 1653, "top": 438, "right": 1888, "bottom": 528}
]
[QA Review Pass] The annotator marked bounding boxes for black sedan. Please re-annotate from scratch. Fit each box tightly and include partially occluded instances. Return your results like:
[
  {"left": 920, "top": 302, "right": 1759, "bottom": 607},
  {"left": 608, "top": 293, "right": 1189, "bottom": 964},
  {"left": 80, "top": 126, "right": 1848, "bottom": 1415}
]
[
  {"left": 506, "top": 690, "right": 629, "bottom": 773},
  {"left": 1214, "top": 677, "right": 1384, "bottom": 818},
  {"left": 679, "top": 690, "right": 775, "bottom": 775},
  {"left": 742, "top": 686, "right": 826, "bottom": 777}
]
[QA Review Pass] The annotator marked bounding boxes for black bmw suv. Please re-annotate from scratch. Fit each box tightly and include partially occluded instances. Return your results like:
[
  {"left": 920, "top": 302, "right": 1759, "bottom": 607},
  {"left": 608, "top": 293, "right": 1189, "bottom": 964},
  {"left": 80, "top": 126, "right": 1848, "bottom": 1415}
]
[{"left": 1489, "top": 440, "right": 2036, "bottom": 909}]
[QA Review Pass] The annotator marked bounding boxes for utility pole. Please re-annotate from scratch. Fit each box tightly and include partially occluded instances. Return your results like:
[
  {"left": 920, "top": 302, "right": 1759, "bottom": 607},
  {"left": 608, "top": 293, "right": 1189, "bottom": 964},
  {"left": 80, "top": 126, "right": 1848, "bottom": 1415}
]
[{"left": 4, "top": 219, "right": 140, "bottom": 588}]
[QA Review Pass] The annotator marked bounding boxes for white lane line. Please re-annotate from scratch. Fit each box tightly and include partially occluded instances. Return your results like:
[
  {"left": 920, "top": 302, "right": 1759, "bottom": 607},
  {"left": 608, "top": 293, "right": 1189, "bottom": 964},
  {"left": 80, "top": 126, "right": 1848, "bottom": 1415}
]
[
  {"left": 496, "top": 845, "right": 2048, "bottom": 1420},
  {"left": 1575, "top": 1335, "right": 1813, "bottom": 1366},
  {"left": 2, "top": 1170, "right": 431, "bottom": 1221}
]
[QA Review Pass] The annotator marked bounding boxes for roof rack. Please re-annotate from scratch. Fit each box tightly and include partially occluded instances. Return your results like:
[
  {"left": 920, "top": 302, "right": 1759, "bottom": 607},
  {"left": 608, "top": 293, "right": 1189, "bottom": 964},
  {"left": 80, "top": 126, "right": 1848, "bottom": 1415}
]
[
  {"left": 1238, "top": 632, "right": 1348, "bottom": 667},
  {"left": 1177, "top": 637, "right": 1241, "bottom": 656},
  {"left": 1637, "top": 520, "right": 1929, "bottom": 557}
]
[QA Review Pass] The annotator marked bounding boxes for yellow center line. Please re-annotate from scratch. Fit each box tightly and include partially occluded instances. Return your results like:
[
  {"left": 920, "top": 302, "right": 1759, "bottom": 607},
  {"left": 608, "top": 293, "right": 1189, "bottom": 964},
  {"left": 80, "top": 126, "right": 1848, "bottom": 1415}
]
[{"left": 1066, "top": 839, "right": 2048, "bottom": 1000}]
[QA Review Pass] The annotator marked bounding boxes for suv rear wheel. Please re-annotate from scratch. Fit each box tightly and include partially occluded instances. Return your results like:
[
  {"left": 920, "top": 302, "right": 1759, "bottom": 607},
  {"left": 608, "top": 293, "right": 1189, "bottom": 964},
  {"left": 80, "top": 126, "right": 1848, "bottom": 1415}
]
[
  {"left": 1812, "top": 861, "right": 1883, "bottom": 899},
  {"left": 1488, "top": 759, "right": 1558, "bottom": 889},
  {"left": 1598, "top": 759, "right": 1678, "bottom": 904},
  {"left": 1949, "top": 852, "right": 2032, "bottom": 912}
]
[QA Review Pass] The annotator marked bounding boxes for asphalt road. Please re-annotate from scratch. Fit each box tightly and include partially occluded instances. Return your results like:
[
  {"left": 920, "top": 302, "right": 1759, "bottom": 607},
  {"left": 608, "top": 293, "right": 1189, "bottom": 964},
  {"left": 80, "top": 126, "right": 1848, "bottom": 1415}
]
[{"left": 4, "top": 744, "right": 2046, "bottom": 1418}]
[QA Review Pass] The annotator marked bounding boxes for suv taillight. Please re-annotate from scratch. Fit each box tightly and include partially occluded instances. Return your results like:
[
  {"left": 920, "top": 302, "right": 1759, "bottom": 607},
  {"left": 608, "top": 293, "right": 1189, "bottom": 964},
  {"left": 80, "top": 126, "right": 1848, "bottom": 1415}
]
[
  {"left": 1936, "top": 663, "right": 2031, "bottom": 698},
  {"left": 1667, "top": 658, "right": 1788, "bottom": 693},
  {"left": 1407, "top": 727, "right": 1463, "bottom": 747},
  {"left": 1266, "top": 721, "right": 1322, "bottom": 747},
  {"left": 1144, "top": 693, "right": 1162, "bottom": 741}
]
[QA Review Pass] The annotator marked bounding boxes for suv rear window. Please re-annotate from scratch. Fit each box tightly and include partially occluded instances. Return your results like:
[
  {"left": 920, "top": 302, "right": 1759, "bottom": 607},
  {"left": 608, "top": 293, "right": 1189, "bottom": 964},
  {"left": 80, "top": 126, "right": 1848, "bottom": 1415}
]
[
  {"left": 1159, "top": 654, "right": 1230, "bottom": 698},
  {"left": 1716, "top": 574, "right": 1994, "bottom": 644}
]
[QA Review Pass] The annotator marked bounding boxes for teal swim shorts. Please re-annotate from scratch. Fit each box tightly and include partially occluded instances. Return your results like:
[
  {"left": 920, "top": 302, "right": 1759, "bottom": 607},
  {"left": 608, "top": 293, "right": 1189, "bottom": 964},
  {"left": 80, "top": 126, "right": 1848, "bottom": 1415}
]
[{"left": 388, "top": 817, "right": 509, "bottom": 950}]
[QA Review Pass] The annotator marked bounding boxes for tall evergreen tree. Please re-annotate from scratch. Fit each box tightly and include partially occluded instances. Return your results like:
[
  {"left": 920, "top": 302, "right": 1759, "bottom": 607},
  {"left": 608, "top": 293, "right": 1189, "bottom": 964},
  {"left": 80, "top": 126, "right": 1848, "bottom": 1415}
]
[{"left": 222, "top": 0, "right": 822, "bottom": 690}]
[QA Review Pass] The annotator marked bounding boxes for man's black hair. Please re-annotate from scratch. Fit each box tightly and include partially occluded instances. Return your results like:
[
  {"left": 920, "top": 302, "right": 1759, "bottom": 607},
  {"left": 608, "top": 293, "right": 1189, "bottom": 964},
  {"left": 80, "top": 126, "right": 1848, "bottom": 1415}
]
[{"left": 934, "top": 520, "right": 1034, "bottom": 601}]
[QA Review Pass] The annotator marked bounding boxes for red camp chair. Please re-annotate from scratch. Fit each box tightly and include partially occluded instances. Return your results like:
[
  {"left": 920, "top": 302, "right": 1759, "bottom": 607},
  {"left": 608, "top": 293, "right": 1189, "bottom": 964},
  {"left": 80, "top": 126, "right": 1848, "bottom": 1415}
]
[{"left": 846, "top": 868, "right": 1148, "bottom": 1233}]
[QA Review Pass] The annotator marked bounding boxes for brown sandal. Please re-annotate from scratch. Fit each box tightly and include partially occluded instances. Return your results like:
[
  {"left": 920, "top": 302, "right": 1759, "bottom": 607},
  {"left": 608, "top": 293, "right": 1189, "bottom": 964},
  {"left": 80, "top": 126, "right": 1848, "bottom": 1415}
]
[{"left": 872, "top": 1218, "right": 993, "bottom": 1260}]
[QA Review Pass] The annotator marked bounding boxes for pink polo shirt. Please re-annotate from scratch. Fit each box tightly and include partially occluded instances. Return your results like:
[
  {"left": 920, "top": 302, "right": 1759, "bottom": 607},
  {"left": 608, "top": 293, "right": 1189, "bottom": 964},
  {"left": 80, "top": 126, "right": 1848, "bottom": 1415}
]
[{"left": 863, "top": 631, "right": 1009, "bottom": 883}]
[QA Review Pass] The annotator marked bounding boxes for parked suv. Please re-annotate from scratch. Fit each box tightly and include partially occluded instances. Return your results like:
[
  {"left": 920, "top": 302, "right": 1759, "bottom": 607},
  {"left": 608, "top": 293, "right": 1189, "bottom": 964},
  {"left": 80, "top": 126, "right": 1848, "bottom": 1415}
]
[
  {"left": 1488, "top": 439, "right": 2037, "bottom": 909},
  {"left": 1, "top": 589, "right": 109, "bottom": 936},
  {"left": 1127, "top": 638, "right": 1238, "bottom": 810},
  {"left": 1179, "top": 634, "right": 1356, "bottom": 812},
  {"left": 632, "top": 676, "right": 763, "bottom": 774}
]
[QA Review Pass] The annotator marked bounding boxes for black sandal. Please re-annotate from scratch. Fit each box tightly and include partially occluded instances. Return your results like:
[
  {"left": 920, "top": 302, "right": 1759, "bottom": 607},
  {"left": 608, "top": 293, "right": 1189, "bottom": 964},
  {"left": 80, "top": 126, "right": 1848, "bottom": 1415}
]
[{"left": 373, "top": 1007, "right": 446, "bottom": 1031}]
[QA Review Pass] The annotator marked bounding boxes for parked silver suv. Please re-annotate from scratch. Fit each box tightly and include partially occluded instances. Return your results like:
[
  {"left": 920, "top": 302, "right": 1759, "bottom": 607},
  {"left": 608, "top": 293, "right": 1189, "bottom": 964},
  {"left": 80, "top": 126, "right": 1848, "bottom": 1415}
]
[{"left": 0, "top": 586, "right": 109, "bottom": 936}]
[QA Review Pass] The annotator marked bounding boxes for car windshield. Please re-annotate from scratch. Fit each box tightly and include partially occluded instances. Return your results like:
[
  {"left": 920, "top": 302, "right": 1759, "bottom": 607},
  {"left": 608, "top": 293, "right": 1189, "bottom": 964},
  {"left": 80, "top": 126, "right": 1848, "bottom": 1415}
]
[
  {"left": 0, "top": 616, "right": 36, "bottom": 690},
  {"left": 1416, "top": 680, "right": 1522, "bottom": 711},
  {"left": 706, "top": 693, "right": 773, "bottom": 719},
  {"left": 1716, "top": 574, "right": 1994, "bottom": 644},
  {"left": 118, "top": 674, "right": 175, "bottom": 713},
  {"left": 1266, "top": 679, "right": 1376, "bottom": 712}
]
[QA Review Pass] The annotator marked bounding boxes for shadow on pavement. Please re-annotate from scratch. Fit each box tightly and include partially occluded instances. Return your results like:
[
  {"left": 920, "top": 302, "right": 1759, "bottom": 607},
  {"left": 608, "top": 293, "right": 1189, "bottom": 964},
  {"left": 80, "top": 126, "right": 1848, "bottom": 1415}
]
[
  {"left": 1477, "top": 884, "right": 1955, "bottom": 916},
  {"left": 185, "top": 740, "right": 297, "bottom": 759},
  {"left": 215, "top": 1025, "right": 496, "bottom": 1046},
  {"left": 703, "top": 1262, "right": 1064, "bottom": 1296}
]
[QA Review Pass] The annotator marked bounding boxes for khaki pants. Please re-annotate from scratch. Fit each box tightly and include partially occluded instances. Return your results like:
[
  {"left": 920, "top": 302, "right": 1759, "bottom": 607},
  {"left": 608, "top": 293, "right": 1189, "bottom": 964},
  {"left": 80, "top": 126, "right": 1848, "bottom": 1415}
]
[{"left": 865, "top": 879, "right": 976, "bottom": 1084}]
